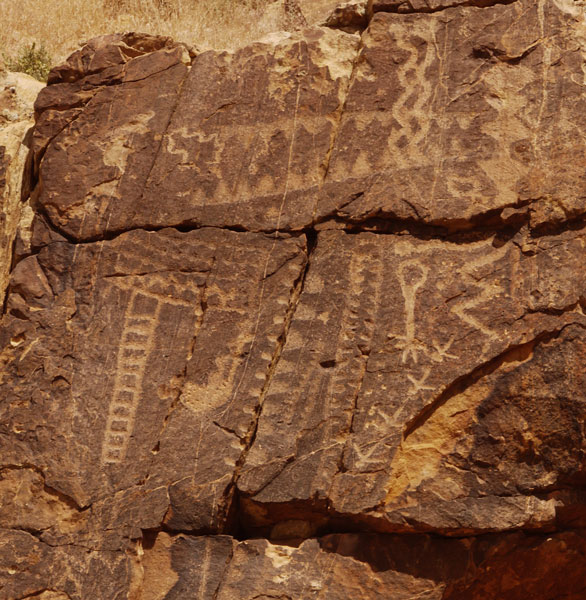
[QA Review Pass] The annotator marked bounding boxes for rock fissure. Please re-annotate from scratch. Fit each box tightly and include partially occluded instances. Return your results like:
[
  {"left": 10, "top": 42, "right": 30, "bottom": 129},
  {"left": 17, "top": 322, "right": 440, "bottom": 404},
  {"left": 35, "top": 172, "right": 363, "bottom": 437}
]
[
  {"left": 472, "top": 39, "right": 542, "bottom": 64},
  {"left": 403, "top": 322, "right": 586, "bottom": 440},
  {"left": 317, "top": 27, "right": 366, "bottom": 195},
  {"left": 22, "top": 211, "right": 586, "bottom": 257},
  {"left": 20, "top": 188, "right": 586, "bottom": 255},
  {"left": 30, "top": 50, "right": 192, "bottom": 184},
  {"left": 369, "top": 0, "right": 520, "bottom": 15},
  {"left": 0, "top": 464, "right": 85, "bottom": 512},
  {"left": 146, "top": 258, "right": 216, "bottom": 466},
  {"left": 29, "top": 109, "right": 85, "bottom": 180},
  {"left": 15, "top": 221, "right": 268, "bottom": 263},
  {"left": 338, "top": 348, "right": 372, "bottom": 472},
  {"left": 229, "top": 233, "right": 314, "bottom": 504},
  {"left": 134, "top": 64, "right": 191, "bottom": 214}
]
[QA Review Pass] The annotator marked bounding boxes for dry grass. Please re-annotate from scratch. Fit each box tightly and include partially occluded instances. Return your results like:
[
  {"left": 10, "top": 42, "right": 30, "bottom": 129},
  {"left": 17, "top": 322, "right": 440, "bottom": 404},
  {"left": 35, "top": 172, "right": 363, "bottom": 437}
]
[{"left": 0, "top": 0, "right": 283, "bottom": 68}]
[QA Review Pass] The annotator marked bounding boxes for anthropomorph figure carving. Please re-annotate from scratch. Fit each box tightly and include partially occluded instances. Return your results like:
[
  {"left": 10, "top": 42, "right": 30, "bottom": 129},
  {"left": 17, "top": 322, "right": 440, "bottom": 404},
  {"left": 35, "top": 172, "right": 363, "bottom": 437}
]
[{"left": 390, "top": 260, "right": 429, "bottom": 364}]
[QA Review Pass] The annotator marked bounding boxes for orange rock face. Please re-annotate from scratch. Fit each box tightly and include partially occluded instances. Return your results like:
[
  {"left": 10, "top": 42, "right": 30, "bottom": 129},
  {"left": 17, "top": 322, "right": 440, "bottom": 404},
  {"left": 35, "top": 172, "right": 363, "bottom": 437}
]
[{"left": 1, "top": 2, "right": 586, "bottom": 598}]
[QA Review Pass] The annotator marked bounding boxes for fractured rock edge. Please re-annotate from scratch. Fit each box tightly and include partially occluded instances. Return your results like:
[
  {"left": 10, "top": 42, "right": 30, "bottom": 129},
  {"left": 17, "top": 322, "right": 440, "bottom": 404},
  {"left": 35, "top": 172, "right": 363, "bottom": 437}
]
[
  {"left": 369, "top": 0, "right": 522, "bottom": 16},
  {"left": 4, "top": 525, "right": 586, "bottom": 599},
  {"left": 26, "top": 0, "right": 586, "bottom": 245}
]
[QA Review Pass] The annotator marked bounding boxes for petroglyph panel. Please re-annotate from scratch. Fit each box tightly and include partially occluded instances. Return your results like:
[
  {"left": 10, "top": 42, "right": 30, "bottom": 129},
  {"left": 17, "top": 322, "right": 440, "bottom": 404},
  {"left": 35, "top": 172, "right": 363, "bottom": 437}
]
[
  {"left": 101, "top": 284, "right": 193, "bottom": 465},
  {"left": 37, "top": 46, "right": 189, "bottom": 242},
  {"left": 138, "top": 28, "right": 359, "bottom": 234},
  {"left": 318, "top": 0, "right": 586, "bottom": 228},
  {"left": 0, "top": 227, "right": 307, "bottom": 524},
  {"left": 152, "top": 231, "right": 308, "bottom": 532},
  {"left": 33, "top": 1, "right": 586, "bottom": 243},
  {"left": 36, "top": 29, "right": 359, "bottom": 241},
  {"left": 239, "top": 228, "right": 586, "bottom": 529},
  {"left": 6, "top": 24, "right": 586, "bottom": 598},
  {"left": 382, "top": 324, "right": 586, "bottom": 533}
]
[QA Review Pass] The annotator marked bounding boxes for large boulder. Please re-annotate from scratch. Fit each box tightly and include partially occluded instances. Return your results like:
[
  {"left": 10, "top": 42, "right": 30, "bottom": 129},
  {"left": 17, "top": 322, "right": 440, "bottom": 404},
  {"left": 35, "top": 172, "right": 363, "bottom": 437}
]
[{"left": 1, "top": 1, "right": 586, "bottom": 597}]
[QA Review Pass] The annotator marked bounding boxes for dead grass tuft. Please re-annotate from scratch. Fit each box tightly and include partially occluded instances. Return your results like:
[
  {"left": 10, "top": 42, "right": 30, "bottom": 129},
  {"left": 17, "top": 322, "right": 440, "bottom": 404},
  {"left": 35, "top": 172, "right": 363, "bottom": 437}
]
[{"left": 0, "top": 0, "right": 284, "bottom": 67}]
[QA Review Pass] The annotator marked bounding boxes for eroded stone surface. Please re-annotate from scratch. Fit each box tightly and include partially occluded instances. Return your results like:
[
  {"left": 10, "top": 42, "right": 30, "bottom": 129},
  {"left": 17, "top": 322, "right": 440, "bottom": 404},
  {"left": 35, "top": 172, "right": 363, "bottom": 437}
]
[
  {"left": 319, "top": 0, "right": 586, "bottom": 231},
  {"left": 36, "top": 28, "right": 359, "bottom": 241},
  {"left": 0, "top": 529, "right": 131, "bottom": 600},
  {"left": 0, "top": 227, "right": 307, "bottom": 547},
  {"left": 384, "top": 324, "right": 586, "bottom": 532},
  {"left": 31, "top": 0, "right": 586, "bottom": 243},
  {"left": 0, "top": 68, "right": 44, "bottom": 305},
  {"left": 131, "top": 531, "right": 586, "bottom": 600},
  {"left": 238, "top": 228, "right": 586, "bottom": 533},
  {"left": 2, "top": 2, "right": 586, "bottom": 596},
  {"left": 134, "top": 533, "right": 235, "bottom": 599},
  {"left": 299, "top": 0, "right": 369, "bottom": 30}
]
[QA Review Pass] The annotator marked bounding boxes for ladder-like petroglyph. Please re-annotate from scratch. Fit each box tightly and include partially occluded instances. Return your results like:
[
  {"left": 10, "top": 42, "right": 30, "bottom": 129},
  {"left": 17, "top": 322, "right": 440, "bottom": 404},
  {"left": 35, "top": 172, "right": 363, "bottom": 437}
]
[
  {"left": 101, "top": 289, "right": 162, "bottom": 465},
  {"left": 101, "top": 284, "right": 194, "bottom": 465}
]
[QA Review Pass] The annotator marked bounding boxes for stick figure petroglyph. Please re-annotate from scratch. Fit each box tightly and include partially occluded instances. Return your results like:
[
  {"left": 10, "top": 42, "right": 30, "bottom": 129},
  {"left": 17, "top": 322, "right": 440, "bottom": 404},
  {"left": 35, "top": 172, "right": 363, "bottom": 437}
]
[
  {"left": 388, "top": 260, "right": 429, "bottom": 364},
  {"left": 430, "top": 336, "right": 457, "bottom": 363},
  {"left": 407, "top": 367, "right": 434, "bottom": 395}
]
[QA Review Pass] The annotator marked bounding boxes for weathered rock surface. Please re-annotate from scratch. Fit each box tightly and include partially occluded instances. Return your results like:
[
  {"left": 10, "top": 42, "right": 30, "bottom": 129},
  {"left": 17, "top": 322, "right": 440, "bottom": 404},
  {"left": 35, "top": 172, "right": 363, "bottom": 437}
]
[
  {"left": 33, "top": 1, "right": 586, "bottom": 240},
  {"left": 34, "top": 28, "right": 358, "bottom": 240},
  {"left": 238, "top": 230, "right": 586, "bottom": 534},
  {"left": 298, "top": 0, "right": 369, "bottom": 30},
  {"left": 320, "top": 0, "right": 586, "bottom": 231},
  {"left": 0, "top": 66, "right": 44, "bottom": 306},
  {"left": 2, "top": 227, "right": 306, "bottom": 533},
  {"left": 1, "top": 0, "right": 586, "bottom": 598},
  {"left": 133, "top": 531, "right": 586, "bottom": 599}
]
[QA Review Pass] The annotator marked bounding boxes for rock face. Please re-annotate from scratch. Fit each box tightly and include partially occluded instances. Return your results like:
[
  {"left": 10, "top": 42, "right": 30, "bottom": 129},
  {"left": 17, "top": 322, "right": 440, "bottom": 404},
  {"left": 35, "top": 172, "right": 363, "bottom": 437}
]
[
  {"left": 297, "top": 0, "right": 369, "bottom": 30},
  {"left": 1, "top": 2, "right": 586, "bottom": 598},
  {"left": 0, "top": 66, "right": 44, "bottom": 306}
]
